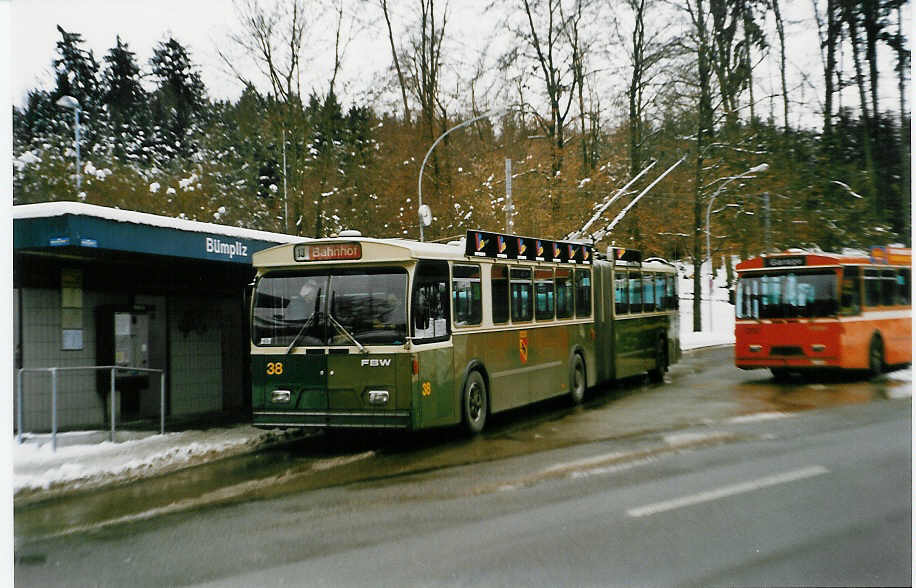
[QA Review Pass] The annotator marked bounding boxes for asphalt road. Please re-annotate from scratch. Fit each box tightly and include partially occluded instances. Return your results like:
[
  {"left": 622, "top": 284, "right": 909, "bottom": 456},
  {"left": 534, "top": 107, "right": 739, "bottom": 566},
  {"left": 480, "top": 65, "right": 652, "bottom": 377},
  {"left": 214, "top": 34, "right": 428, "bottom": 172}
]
[{"left": 14, "top": 348, "right": 912, "bottom": 586}]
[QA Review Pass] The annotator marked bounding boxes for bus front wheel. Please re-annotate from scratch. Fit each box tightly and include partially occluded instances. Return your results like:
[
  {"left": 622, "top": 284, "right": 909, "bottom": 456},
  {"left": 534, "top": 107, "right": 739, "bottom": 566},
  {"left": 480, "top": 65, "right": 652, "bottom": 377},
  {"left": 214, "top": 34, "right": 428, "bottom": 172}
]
[
  {"left": 462, "top": 371, "right": 488, "bottom": 435},
  {"left": 868, "top": 337, "right": 885, "bottom": 378}
]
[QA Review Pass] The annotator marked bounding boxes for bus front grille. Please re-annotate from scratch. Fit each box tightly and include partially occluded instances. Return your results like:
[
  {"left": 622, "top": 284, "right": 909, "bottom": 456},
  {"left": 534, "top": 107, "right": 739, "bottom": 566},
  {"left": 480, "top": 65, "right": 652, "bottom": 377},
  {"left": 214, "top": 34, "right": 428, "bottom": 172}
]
[{"left": 770, "top": 346, "right": 804, "bottom": 357}]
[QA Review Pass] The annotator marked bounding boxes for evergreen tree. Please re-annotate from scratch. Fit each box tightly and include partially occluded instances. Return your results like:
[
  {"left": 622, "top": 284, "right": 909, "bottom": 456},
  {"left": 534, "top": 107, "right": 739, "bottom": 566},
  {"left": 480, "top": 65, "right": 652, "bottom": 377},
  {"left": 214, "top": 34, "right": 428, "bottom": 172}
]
[
  {"left": 102, "top": 35, "right": 147, "bottom": 159},
  {"left": 149, "top": 36, "right": 207, "bottom": 160}
]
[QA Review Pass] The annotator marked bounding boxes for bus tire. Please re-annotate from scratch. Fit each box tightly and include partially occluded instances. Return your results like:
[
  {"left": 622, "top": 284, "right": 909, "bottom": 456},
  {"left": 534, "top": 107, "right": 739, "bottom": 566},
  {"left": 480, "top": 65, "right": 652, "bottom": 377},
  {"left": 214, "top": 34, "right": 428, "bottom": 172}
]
[
  {"left": 569, "top": 353, "right": 586, "bottom": 405},
  {"left": 462, "top": 370, "right": 487, "bottom": 435},
  {"left": 868, "top": 336, "right": 884, "bottom": 378},
  {"left": 648, "top": 337, "right": 668, "bottom": 383},
  {"left": 770, "top": 368, "right": 790, "bottom": 381}
]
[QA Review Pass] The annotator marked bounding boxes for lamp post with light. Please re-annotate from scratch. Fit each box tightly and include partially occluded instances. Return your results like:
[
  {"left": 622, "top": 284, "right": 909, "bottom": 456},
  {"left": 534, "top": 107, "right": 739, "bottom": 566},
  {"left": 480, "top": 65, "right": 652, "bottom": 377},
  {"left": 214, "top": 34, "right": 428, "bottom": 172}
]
[
  {"left": 705, "top": 163, "right": 769, "bottom": 330},
  {"left": 55, "top": 95, "right": 82, "bottom": 196},
  {"left": 417, "top": 107, "right": 509, "bottom": 241}
]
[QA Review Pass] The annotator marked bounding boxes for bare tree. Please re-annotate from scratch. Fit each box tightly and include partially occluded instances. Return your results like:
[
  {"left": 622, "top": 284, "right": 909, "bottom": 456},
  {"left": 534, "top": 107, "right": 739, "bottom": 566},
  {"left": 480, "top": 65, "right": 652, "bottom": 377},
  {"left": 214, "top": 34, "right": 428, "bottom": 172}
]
[
  {"left": 770, "top": 0, "right": 789, "bottom": 132},
  {"left": 812, "top": 0, "right": 841, "bottom": 138},
  {"left": 684, "top": 0, "right": 716, "bottom": 332},
  {"left": 379, "top": 0, "right": 412, "bottom": 123},
  {"left": 409, "top": 0, "right": 449, "bottom": 144},
  {"left": 220, "top": 0, "right": 310, "bottom": 102},
  {"left": 620, "top": 0, "right": 672, "bottom": 176},
  {"left": 516, "top": 0, "right": 582, "bottom": 173}
]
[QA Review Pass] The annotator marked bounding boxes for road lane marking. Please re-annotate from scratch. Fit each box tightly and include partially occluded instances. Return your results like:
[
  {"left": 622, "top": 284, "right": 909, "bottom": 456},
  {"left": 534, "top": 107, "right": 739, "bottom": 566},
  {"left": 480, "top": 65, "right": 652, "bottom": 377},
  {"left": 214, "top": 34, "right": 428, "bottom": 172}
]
[{"left": 626, "top": 465, "right": 829, "bottom": 518}]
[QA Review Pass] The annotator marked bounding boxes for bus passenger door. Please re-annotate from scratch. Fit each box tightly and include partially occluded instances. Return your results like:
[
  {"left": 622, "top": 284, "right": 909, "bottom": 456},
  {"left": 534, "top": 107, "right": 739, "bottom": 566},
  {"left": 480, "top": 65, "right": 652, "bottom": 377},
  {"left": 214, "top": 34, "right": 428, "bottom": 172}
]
[{"left": 411, "top": 261, "right": 455, "bottom": 428}]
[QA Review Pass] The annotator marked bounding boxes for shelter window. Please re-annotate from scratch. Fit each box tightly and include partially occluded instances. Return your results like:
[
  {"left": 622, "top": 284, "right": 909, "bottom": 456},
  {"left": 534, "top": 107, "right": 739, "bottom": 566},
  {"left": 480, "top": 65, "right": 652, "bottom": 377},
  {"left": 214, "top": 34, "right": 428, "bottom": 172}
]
[
  {"left": 452, "top": 264, "right": 482, "bottom": 326},
  {"left": 575, "top": 269, "right": 592, "bottom": 317},
  {"left": 510, "top": 267, "right": 533, "bottom": 322},
  {"left": 555, "top": 268, "right": 573, "bottom": 318},
  {"left": 491, "top": 265, "right": 509, "bottom": 324},
  {"left": 535, "top": 268, "right": 555, "bottom": 320}
]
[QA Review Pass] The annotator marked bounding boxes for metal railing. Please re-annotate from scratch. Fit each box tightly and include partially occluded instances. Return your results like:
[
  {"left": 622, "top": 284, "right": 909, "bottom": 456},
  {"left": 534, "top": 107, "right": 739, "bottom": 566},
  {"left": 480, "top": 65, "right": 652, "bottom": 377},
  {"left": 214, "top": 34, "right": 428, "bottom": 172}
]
[{"left": 16, "top": 365, "right": 166, "bottom": 451}]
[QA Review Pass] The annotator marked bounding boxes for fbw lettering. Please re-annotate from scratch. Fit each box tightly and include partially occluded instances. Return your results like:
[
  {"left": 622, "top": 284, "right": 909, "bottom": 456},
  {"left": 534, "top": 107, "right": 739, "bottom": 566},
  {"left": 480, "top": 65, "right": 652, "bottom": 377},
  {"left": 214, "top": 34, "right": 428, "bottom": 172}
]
[
  {"left": 361, "top": 359, "right": 391, "bottom": 367},
  {"left": 206, "top": 237, "right": 249, "bottom": 259}
]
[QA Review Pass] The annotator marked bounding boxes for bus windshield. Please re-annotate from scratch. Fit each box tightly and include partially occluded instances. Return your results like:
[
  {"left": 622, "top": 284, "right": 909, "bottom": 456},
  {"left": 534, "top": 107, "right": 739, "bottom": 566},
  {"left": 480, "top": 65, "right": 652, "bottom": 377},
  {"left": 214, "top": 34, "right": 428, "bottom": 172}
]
[
  {"left": 252, "top": 268, "right": 408, "bottom": 347},
  {"left": 736, "top": 270, "right": 838, "bottom": 319}
]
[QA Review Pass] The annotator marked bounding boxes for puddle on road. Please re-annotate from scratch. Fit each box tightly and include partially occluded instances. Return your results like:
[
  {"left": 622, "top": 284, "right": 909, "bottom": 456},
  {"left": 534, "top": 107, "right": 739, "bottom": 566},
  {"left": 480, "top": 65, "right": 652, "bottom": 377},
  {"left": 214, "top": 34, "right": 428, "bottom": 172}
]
[{"left": 15, "top": 347, "right": 910, "bottom": 544}]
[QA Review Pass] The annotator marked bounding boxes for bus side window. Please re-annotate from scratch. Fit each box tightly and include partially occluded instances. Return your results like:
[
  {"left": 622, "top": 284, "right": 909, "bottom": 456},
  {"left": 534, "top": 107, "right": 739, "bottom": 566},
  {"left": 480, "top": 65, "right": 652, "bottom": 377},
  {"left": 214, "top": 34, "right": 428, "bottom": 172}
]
[
  {"left": 510, "top": 267, "right": 533, "bottom": 322},
  {"left": 535, "top": 268, "right": 555, "bottom": 320},
  {"left": 628, "top": 271, "right": 642, "bottom": 313},
  {"left": 491, "top": 265, "right": 509, "bottom": 324},
  {"left": 452, "top": 264, "right": 482, "bottom": 326},
  {"left": 643, "top": 273, "right": 656, "bottom": 312},
  {"left": 881, "top": 270, "right": 896, "bottom": 306},
  {"left": 412, "top": 261, "right": 450, "bottom": 341},
  {"left": 898, "top": 269, "right": 911, "bottom": 306},
  {"left": 615, "top": 271, "right": 628, "bottom": 314},
  {"left": 840, "top": 266, "right": 861, "bottom": 316},
  {"left": 575, "top": 269, "right": 592, "bottom": 317},
  {"left": 655, "top": 274, "right": 666, "bottom": 310},
  {"left": 667, "top": 275, "right": 677, "bottom": 309},
  {"left": 864, "top": 269, "right": 881, "bottom": 307},
  {"left": 555, "top": 268, "right": 573, "bottom": 318}
]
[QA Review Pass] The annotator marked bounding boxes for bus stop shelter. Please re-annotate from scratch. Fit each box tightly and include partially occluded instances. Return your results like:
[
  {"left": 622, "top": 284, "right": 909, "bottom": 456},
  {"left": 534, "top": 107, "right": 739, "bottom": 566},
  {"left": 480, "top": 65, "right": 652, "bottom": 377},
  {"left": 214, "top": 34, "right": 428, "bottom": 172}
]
[{"left": 14, "top": 202, "right": 303, "bottom": 433}]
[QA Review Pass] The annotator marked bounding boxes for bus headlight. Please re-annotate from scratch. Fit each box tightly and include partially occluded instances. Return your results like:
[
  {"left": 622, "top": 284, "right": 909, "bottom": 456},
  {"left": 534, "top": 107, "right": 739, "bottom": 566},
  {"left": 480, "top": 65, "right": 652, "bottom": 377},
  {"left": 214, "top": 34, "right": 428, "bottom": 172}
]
[
  {"left": 367, "top": 390, "right": 389, "bottom": 405},
  {"left": 271, "top": 390, "right": 291, "bottom": 404}
]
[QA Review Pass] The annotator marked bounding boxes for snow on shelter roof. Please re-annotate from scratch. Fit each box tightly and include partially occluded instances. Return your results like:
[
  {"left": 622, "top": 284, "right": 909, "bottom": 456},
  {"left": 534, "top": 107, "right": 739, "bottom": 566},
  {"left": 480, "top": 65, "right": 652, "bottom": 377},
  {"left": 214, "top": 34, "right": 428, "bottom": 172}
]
[{"left": 13, "top": 201, "right": 305, "bottom": 244}]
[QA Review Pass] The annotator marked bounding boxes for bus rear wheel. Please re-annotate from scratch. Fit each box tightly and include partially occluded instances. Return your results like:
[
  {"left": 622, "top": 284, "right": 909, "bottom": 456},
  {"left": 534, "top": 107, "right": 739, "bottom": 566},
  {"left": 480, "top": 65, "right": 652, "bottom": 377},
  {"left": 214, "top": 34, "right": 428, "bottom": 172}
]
[
  {"left": 569, "top": 354, "right": 586, "bottom": 405},
  {"left": 648, "top": 337, "right": 668, "bottom": 383},
  {"left": 868, "top": 337, "right": 884, "bottom": 378},
  {"left": 462, "top": 371, "right": 487, "bottom": 435}
]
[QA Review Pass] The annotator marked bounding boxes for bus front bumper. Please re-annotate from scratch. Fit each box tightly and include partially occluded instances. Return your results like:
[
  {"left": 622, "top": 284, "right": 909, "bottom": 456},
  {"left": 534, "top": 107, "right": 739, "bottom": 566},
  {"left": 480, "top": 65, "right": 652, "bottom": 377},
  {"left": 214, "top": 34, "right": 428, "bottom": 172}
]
[
  {"left": 253, "top": 410, "right": 411, "bottom": 429},
  {"left": 735, "top": 356, "right": 842, "bottom": 370}
]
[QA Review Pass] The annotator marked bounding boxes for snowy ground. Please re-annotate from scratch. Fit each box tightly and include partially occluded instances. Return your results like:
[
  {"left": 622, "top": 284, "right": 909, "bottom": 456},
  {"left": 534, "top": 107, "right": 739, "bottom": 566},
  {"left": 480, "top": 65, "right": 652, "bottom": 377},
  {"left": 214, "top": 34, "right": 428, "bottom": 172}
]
[{"left": 11, "top": 260, "right": 910, "bottom": 499}]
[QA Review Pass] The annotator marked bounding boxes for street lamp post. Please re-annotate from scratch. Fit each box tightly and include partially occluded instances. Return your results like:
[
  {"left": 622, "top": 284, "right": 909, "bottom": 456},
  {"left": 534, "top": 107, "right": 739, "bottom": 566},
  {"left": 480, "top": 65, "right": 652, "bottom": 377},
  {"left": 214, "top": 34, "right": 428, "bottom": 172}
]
[
  {"left": 56, "top": 95, "right": 82, "bottom": 196},
  {"left": 417, "top": 107, "right": 507, "bottom": 241},
  {"left": 705, "top": 163, "right": 769, "bottom": 331}
]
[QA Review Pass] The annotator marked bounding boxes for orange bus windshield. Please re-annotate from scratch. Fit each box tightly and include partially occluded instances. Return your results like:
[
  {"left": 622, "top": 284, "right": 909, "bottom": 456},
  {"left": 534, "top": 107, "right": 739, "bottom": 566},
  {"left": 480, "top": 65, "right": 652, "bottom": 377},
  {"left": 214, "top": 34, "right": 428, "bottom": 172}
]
[{"left": 736, "top": 269, "right": 838, "bottom": 319}]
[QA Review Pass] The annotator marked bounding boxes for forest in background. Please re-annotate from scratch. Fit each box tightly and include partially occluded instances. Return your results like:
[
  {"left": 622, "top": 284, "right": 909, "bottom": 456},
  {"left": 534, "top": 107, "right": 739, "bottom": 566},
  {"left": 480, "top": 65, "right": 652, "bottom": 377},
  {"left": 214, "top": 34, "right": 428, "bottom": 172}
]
[{"left": 11, "top": 0, "right": 911, "bottom": 329}]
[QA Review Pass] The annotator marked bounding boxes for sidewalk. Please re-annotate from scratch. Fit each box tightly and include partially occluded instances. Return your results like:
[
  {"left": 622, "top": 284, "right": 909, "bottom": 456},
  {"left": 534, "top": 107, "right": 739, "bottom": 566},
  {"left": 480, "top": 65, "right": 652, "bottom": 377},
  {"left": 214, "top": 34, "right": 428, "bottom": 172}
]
[{"left": 13, "top": 424, "right": 309, "bottom": 503}]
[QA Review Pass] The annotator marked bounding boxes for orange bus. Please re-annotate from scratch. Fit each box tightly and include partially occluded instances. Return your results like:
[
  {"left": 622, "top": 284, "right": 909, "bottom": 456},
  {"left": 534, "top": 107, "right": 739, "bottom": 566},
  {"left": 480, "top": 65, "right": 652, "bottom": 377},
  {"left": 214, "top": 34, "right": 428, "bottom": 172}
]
[{"left": 735, "top": 246, "right": 911, "bottom": 378}]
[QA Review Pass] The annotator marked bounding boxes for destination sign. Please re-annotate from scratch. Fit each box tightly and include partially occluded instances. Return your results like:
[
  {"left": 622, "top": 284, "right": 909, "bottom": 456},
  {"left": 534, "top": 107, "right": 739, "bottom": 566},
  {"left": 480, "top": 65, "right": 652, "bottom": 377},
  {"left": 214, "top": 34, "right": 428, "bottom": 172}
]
[
  {"left": 764, "top": 255, "right": 806, "bottom": 267},
  {"left": 465, "top": 230, "right": 592, "bottom": 264},
  {"left": 610, "top": 247, "right": 642, "bottom": 263},
  {"left": 870, "top": 246, "right": 911, "bottom": 266},
  {"left": 295, "top": 242, "right": 362, "bottom": 262}
]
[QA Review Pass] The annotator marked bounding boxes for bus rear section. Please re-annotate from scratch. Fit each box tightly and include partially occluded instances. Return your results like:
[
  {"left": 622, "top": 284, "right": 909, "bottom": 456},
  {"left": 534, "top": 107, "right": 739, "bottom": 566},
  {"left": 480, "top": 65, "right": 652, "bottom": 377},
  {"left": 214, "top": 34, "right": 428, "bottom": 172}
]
[{"left": 734, "top": 248, "right": 911, "bottom": 375}]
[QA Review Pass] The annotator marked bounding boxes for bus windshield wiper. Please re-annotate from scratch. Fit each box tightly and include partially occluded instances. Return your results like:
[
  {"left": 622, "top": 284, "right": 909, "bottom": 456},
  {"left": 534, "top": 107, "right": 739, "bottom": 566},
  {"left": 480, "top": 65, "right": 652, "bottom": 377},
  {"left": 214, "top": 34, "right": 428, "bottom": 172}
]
[
  {"left": 327, "top": 312, "right": 367, "bottom": 354},
  {"left": 285, "top": 310, "right": 319, "bottom": 354}
]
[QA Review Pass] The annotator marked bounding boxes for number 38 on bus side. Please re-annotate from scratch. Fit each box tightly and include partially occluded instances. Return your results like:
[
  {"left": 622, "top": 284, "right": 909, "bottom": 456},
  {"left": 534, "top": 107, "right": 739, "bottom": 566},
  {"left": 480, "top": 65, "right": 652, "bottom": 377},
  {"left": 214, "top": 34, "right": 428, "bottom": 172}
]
[
  {"left": 249, "top": 230, "right": 679, "bottom": 434},
  {"left": 734, "top": 246, "right": 911, "bottom": 379}
]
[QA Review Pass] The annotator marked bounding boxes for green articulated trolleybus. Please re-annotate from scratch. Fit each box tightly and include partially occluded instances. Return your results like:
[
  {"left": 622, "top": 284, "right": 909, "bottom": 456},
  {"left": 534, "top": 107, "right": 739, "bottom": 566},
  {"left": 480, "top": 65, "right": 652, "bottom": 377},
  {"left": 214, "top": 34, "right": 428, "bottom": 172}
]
[{"left": 250, "top": 229, "right": 680, "bottom": 434}]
